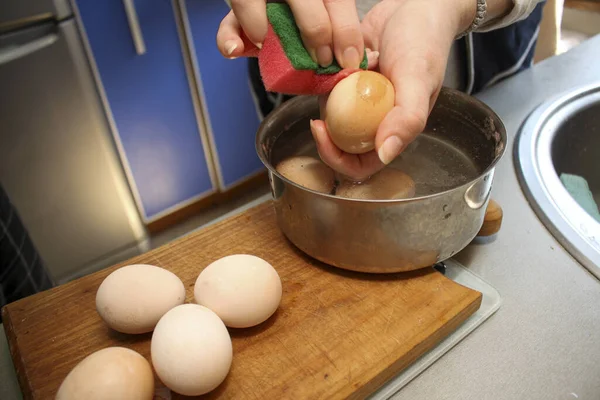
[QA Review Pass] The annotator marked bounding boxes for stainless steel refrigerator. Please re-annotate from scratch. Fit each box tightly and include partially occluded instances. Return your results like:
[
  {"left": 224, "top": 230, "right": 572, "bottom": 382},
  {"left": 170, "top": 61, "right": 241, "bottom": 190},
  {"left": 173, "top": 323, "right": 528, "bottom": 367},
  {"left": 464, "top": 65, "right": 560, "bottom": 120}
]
[{"left": 0, "top": 0, "right": 148, "bottom": 283}]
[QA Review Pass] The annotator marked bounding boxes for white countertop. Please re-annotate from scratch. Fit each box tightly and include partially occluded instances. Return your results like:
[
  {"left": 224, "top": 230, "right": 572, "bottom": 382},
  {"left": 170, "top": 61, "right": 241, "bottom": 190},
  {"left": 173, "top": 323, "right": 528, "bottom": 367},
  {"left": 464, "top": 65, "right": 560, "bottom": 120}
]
[{"left": 392, "top": 35, "right": 600, "bottom": 400}]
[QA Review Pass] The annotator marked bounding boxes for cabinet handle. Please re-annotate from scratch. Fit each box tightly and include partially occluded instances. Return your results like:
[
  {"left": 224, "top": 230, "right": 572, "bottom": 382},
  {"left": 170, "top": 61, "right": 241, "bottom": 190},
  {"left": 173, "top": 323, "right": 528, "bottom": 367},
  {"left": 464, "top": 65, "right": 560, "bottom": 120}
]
[{"left": 122, "top": 0, "right": 146, "bottom": 55}]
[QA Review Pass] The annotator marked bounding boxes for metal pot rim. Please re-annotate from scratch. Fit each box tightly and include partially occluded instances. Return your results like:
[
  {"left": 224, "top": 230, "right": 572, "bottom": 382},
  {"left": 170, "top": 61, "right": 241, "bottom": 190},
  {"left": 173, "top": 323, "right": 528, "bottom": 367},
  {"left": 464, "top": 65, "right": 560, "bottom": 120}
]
[{"left": 255, "top": 88, "right": 507, "bottom": 204}]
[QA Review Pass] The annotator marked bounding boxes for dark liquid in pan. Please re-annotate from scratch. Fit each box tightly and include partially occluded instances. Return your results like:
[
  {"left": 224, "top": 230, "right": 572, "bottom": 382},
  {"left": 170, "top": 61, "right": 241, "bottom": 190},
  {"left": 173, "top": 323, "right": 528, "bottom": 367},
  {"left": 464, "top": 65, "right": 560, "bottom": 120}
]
[{"left": 294, "top": 132, "right": 481, "bottom": 197}]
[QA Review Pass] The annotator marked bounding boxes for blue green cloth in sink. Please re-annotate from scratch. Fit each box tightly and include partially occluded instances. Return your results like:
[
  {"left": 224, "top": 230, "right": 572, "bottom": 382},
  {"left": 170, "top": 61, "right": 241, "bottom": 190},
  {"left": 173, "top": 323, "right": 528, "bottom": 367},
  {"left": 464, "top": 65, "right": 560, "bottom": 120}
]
[{"left": 560, "top": 173, "right": 600, "bottom": 223}]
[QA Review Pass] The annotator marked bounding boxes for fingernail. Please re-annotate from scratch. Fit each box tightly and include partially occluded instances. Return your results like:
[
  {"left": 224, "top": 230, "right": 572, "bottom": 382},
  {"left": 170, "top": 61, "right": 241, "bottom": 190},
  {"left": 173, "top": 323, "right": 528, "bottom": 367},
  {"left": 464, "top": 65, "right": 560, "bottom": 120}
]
[
  {"left": 366, "top": 51, "right": 379, "bottom": 67},
  {"left": 225, "top": 40, "right": 237, "bottom": 56},
  {"left": 316, "top": 45, "right": 333, "bottom": 67},
  {"left": 309, "top": 120, "right": 320, "bottom": 139},
  {"left": 342, "top": 47, "right": 361, "bottom": 69},
  {"left": 378, "top": 136, "right": 403, "bottom": 165},
  {"left": 254, "top": 42, "right": 263, "bottom": 50},
  {"left": 308, "top": 48, "right": 318, "bottom": 64}
]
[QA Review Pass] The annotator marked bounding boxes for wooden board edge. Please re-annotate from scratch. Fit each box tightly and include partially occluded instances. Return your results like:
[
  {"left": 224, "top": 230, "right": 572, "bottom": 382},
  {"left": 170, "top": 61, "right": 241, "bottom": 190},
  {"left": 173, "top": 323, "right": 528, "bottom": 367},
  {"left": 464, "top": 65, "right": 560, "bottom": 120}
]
[
  {"left": 350, "top": 289, "right": 484, "bottom": 400},
  {"left": 1, "top": 306, "right": 35, "bottom": 400}
]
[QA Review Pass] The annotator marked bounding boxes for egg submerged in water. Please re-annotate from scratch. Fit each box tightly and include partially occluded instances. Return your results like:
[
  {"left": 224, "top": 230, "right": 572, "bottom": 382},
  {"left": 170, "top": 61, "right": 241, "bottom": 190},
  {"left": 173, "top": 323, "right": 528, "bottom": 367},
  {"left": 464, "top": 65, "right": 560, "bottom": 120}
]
[
  {"left": 336, "top": 168, "right": 416, "bottom": 200},
  {"left": 324, "top": 70, "right": 395, "bottom": 154},
  {"left": 275, "top": 156, "right": 335, "bottom": 194},
  {"left": 55, "top": 347, "right": 154, "bottom": 400}
]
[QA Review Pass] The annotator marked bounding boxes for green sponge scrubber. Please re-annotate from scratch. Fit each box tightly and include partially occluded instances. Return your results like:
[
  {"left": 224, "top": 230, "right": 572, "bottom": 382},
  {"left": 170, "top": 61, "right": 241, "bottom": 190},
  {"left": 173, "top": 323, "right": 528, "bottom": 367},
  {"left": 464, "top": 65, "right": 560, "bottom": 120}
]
[
  {"left": 560, "top": 173, "right": 600, "bottom": 222},
  {"left": 267, "top": 3, "right": 368, "bottom": 74}
]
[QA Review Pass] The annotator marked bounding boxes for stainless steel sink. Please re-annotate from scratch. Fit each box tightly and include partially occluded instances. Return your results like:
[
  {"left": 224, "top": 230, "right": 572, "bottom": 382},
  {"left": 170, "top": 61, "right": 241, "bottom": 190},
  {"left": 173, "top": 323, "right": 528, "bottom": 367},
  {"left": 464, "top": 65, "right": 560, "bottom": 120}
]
[{"left": 515, "top": 82, "right": 600, "bottom": 279}]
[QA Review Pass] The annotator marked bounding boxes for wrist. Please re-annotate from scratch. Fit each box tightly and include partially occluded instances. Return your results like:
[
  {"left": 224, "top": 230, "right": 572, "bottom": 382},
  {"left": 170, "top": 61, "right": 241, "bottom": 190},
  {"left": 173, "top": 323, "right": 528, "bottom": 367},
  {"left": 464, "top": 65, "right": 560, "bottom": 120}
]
[
  {"left": 399, "top": 0, "right": 469, "bottom": 40},
  {"left": 450, "top": 0, "right": 515, "bottom": 36},
  {"left": 456, "top": 0, "right": 479, "bottom": 34}
]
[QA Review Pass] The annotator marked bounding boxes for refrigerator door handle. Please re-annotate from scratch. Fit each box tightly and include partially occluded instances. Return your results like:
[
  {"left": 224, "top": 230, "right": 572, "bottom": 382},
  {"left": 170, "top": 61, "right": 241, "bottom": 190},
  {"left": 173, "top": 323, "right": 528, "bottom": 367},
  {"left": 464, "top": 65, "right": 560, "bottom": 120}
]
[
  {"left": 0, "top": 24, "right": 58, "bottom": 66},
  {"left": 122, "top": 0, "right": 146, "bottom": 55}
]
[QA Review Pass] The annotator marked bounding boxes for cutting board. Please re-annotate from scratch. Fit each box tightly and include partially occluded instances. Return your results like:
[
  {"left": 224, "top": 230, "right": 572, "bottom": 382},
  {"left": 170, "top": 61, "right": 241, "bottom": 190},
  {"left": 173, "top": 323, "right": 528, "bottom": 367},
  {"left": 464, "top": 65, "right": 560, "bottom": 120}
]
[{"left": 2, "top": 201, "right": 482, "bottom": 400}]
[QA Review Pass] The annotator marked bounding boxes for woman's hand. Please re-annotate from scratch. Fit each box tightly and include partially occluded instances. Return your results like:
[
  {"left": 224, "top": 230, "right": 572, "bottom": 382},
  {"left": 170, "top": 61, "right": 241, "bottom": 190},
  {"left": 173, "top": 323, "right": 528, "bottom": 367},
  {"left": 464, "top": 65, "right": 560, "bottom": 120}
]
[
  {"left": 311, "top": 0, "right": 478, "bottom": 181},
  {"left": 217, "top": 0, "right": 365, "bottom": 69}
]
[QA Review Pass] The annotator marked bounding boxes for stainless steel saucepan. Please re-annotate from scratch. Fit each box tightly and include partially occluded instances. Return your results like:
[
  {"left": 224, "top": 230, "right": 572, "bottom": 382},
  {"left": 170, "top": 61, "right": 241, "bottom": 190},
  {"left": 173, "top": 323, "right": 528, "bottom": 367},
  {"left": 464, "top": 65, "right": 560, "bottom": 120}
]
[{"left": 256, "top": 87, "right": 506, "bottom": 273}]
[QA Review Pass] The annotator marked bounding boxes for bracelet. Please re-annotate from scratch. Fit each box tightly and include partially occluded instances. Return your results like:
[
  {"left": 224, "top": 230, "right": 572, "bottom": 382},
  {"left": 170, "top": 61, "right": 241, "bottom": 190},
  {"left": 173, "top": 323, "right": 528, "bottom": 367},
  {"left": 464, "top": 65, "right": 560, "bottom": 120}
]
[{"left": 456, "top": 0, "right": 487, "bottom": 39}]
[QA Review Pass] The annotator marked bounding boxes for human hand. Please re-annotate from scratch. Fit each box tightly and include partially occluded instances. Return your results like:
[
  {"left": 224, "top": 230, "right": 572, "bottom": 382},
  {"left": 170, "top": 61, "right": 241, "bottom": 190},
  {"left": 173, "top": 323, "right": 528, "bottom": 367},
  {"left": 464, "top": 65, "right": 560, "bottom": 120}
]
[
  {"left": 311, "top": 0, "right": 477, "bottom": 181},
  {"left": 216, "top": 0, "right": 365, "bottom": 69}
]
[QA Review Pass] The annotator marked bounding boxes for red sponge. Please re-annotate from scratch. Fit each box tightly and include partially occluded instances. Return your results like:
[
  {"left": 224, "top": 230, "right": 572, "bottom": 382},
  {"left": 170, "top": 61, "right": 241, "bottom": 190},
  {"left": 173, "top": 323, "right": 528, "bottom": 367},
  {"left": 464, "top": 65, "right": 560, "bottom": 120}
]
[
  {"left": 258, "top": 25, "right": 362, "bottom": 95},
  {"left": 238, "top": 3, "right": 369, "bottom": 95}
]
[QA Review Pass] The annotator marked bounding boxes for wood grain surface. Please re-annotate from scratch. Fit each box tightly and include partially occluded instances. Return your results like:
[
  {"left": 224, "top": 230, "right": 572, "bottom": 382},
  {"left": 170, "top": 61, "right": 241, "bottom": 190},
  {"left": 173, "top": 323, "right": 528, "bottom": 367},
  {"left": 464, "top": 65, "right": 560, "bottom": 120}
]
[
  {"left": 2, "top": 201, "right": 482, "bottom": 400},
  {"left": 477, "top": 199, "right": 503, "bottom": 237}
]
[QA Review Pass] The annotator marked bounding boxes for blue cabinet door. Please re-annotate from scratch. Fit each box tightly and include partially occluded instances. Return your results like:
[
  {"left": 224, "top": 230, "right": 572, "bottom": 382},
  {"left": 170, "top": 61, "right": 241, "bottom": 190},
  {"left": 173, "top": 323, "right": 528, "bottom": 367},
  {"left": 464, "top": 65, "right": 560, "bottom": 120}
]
[
  {"left": 183, "top": 0, "right": 264, "bottom": 190},
  {"left": 74, "top": 0, "right": 216, "bottom": 221}
]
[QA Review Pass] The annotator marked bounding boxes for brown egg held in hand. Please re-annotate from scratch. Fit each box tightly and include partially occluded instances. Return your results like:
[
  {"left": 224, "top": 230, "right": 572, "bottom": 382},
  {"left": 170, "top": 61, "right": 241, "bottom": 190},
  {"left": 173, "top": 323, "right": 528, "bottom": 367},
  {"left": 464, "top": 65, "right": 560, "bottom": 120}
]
[
  {"left": 325, "top": 71, "right": 395, "bottom": 154},
  {"left": 275, "top": 156, "right": 335, "bottom": 194},
  {"left": 336, "top": 168, "right": 416, "bottom": 200},
  {"left": 56, "top": 347, "right": 154, "bottom": 400}
]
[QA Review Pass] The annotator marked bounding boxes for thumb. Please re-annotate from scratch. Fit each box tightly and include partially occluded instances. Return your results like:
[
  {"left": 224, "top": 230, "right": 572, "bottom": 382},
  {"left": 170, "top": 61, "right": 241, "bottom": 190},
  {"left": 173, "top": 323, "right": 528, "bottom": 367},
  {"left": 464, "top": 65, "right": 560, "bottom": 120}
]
[
  {"left": 373, "top": 4, "right": 455, "bottom": 165},
  {"left": 375, "top": 78, "right": 439, "bottom": 165}
]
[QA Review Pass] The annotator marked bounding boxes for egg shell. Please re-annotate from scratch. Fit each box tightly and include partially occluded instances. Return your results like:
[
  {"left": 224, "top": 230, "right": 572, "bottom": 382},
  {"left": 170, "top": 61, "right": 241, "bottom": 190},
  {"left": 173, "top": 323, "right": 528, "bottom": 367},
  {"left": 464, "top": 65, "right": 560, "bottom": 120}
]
[
  {"left": 96, "top": 264, "right": 185, "bottom": 334},
  {"left": 275, "top": 156, "right": 335, "bottom": 194},
  {"left": 55, "top": 347, "right": 154, "bottom": 400},
  {"left": 336, "top": 168, "right": 416, "bottom": 200},
  {"left": 151, "top": 304, "right": 232, "bottom": 396},
  {"left": 325, "top": 70, "right": 395, "bottom": 154},
  {"left": 194, "top": 254, "right": 282, "bottom": 328}
]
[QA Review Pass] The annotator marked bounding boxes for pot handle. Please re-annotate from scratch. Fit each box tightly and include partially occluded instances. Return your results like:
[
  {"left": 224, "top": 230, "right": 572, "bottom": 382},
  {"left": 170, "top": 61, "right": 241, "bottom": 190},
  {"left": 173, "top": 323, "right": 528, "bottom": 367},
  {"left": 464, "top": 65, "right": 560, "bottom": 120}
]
[
  {"left": 464, "top": 170, "right": 494, "bottom": 209},
  {"left": 477, "top": 199, "right": 503, "bottom": 236}
]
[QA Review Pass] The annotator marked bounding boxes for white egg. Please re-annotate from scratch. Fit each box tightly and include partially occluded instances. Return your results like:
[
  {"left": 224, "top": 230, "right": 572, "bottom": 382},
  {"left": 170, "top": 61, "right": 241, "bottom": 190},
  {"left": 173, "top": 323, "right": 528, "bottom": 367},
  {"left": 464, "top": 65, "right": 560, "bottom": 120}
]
[
  {"left": 151, "top": 304, "right": 232, "bottom": 396},
  {"left": 56, "top": 347, "right": 154, "bottom": 400},
  {"left": 96, "top": 264, "right": 185, "bottom": 334},
  {"left": 194, "top": 254, "right": 282, "bottom": 328}
]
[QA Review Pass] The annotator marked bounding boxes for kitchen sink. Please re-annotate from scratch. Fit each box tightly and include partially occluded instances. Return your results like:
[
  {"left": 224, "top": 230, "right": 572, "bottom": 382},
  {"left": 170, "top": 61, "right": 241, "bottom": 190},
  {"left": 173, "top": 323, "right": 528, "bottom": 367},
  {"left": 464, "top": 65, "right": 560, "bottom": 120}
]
[{"left": 515, "top": 82, "right": 600, "bottom": 280}]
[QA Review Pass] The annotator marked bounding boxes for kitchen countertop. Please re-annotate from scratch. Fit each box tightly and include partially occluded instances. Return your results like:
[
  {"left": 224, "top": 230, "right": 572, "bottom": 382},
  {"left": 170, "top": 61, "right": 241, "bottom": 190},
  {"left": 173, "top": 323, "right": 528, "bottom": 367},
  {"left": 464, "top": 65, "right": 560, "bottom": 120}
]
[
  {"left": 394, "top": 35, "right": 600, "bottom": 399},
  {"left": 1, "top": 36, "right": 600, "bottom": 400}
]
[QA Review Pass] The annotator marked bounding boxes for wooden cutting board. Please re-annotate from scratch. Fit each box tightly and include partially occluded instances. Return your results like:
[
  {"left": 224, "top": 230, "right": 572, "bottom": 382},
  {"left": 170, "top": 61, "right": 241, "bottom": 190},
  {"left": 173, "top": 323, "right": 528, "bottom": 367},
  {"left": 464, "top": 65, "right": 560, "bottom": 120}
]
[{"left": 2, "top": 201, "right": 482, "bottom": 400}]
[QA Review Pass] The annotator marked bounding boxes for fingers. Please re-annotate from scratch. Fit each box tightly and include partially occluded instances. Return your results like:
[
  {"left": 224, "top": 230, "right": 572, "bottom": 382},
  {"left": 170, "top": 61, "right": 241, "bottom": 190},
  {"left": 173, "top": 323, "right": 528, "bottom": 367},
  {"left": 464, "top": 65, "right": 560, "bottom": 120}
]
[
  {"left": 217, "top": 11, "right": 245, "bottom": 58},
  {"left": 375, "top": 77, "right": 433, "bottom": 165},
  {"left": 310, "top": 119, "right": 384, "bottom": 181},
  {"left": 230, "top": 0, "right": 268, "bottom": 48},
  {"left": 365, "top": 48, "right": 380, "bottom": 70},
  {"left": 222, "top": 0, "right": 367, "bottom": 71},
  {"left": 287, "top": 0, "right": 333, "bottom": 67},
  {"left": 359, "top": 0, "right": 398, "bottom": 52},
  {"left": 323, "top": 0, "right": 364, "bottom": 69},
  {"left": 318, "top": 94, "right": 329, "bottom": 120},
  {"left": 288, "top": 0, "right": 364, "bottom": 68}
]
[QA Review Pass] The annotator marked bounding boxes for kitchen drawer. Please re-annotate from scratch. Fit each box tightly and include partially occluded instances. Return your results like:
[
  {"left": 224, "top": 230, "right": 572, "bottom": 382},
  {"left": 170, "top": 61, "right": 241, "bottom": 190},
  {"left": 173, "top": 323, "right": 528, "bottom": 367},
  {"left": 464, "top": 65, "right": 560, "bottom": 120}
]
[
  {"left": 74, "top": 0, "right": 216, "bottom": 221},
  {"left": 182, "top": 0, "right": 263, "bottom": 190}
]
